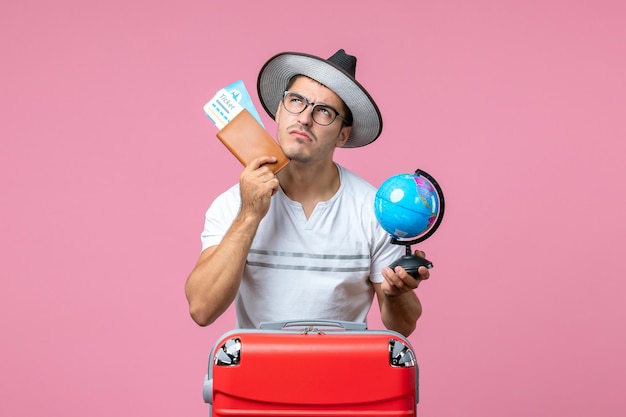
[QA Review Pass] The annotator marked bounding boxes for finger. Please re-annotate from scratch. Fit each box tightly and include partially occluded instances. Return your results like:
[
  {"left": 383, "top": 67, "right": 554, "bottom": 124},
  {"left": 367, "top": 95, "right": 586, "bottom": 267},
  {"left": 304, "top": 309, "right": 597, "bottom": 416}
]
[
  {"left": 249, "top": 156, "right": 278, "bottom": 170},
  {"left": 382, "top": 267, "right": 403, "bottom": 288},
  {"left": 390, "top": 266, "right": 419, "bottom": 290},
  {"left": 417, "top": 266, "right": 430, "bottom": 280},
  {"left": 270, "top": 176, "right": 280, "bottom": 196}
]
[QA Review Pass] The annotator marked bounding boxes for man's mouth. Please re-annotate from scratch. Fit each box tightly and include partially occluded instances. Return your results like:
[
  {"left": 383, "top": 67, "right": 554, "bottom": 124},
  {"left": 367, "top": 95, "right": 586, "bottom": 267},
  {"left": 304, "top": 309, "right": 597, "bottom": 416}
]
[{"left": 289, "top": 126, "right": 314, "bottom": 142}]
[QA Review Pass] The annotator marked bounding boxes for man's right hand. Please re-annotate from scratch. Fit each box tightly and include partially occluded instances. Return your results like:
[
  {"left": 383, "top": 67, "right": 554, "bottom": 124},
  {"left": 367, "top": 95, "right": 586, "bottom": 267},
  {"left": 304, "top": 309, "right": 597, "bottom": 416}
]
[{"left": 239, "top": 156, "right": 280, "bottom": 219}]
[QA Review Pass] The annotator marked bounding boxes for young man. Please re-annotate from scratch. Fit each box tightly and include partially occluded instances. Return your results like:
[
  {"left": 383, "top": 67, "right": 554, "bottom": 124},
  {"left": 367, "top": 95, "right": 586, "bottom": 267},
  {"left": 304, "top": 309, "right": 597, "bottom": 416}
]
[{"left": 185, "top": 49, "right": 430, "bottom": 337}]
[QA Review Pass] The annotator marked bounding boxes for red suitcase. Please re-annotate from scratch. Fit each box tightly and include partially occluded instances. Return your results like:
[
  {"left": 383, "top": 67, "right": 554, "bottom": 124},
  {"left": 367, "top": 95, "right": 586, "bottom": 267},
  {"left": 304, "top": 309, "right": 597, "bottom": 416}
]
[{"left": 203, "top": 320, "right": 419, "bottom": 416}]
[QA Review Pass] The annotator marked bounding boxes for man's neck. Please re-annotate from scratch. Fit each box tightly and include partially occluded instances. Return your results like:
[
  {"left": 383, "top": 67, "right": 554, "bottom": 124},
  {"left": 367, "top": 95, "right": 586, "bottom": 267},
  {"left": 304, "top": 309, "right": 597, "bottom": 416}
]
[{"left": 278, "top": 161, "right": 341, "bottom": 216}]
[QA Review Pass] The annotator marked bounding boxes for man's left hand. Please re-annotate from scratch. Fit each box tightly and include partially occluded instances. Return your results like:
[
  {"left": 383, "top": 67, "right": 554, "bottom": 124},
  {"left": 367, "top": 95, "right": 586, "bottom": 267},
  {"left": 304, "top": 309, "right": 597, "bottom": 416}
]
[{"left": 380, "top": 250, "right": 430, "bottom": 297}]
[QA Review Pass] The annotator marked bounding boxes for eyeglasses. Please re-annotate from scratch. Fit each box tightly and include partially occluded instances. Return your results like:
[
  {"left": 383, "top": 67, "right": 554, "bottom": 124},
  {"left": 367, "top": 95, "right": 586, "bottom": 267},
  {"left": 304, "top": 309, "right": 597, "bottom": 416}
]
[{"left": 281, "top": 91, "right": 346, "bottom": 126}]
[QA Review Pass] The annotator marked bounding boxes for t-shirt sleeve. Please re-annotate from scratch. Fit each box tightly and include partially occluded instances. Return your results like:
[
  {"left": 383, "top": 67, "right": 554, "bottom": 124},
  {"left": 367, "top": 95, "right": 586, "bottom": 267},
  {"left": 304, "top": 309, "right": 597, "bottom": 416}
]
[
  {"left": 200, "top": 185, "right": 241, "bottom": 251},
  {"left": 369, "top": 222, "right": 404, "bottom": 283},
  {"left": 362, "top": 186, "right": 404, "bottom": 283}
]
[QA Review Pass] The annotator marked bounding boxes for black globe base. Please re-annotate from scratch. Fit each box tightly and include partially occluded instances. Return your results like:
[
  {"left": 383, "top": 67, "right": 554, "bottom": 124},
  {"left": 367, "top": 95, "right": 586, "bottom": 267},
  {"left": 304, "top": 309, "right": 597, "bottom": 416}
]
[
  {"left": 389, "top": 239, "right": 434, "bottom": 278},
  {"left": 389, "top": 254, "right": 432, "bottom": 278}
]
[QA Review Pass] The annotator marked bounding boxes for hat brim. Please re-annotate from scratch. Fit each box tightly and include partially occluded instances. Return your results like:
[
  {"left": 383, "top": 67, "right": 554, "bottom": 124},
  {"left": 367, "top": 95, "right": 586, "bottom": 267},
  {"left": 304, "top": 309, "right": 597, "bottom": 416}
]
[{"left": 257, "top": 52, "right": 382, "bottom": 148}]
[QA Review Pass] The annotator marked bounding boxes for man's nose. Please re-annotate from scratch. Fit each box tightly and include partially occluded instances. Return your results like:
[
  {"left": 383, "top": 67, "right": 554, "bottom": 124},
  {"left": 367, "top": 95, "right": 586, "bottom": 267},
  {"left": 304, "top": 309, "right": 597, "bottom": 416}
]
[{"left": 297, "top": 107, "right": 314, "bottom": 125}]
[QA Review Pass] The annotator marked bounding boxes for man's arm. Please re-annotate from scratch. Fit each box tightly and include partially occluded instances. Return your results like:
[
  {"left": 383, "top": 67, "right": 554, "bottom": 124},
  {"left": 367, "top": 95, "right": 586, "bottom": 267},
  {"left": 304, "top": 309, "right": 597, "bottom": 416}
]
[
  {"left": 374, "top": 251, "right": 430, "bottom": 337},
  {"left": 184, "top": 157, "right": 279, "bottom": 326},
  {"left": 185, "top": 213, "right": 260, "bottom": 326}
]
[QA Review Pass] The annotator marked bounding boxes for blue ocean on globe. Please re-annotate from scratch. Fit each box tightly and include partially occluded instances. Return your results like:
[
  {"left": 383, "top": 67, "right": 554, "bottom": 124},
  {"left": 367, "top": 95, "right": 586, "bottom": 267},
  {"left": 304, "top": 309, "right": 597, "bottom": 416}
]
[{"left": 374, "top": 173, "right": 440, "bottom": 240}]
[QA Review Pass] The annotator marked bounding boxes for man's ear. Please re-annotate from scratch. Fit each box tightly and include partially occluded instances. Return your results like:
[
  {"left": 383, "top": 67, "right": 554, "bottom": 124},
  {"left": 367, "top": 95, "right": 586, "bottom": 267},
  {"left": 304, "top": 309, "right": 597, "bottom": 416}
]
[
  {"left": 275, "top": 102, "right": 282, "bottom": 121},
  {"left": 336, "top": 125, "right": 352, "bottom": 147}
]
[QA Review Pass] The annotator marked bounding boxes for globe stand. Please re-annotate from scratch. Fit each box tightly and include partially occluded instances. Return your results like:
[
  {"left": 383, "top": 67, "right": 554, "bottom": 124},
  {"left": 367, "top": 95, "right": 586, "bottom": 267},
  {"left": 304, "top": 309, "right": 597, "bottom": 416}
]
[
  {"left": 387, "top": 169, "right": 445, "bottom": 278},
  {"left": 389, "top": 236, "right": 434, "bottom": 277}
]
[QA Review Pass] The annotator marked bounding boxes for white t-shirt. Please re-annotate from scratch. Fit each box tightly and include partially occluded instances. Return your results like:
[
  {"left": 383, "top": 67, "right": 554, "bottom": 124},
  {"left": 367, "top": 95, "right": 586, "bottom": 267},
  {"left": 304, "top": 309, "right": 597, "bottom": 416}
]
[{"left": 201, "top": 164, "right": 403, "bottom": 328}]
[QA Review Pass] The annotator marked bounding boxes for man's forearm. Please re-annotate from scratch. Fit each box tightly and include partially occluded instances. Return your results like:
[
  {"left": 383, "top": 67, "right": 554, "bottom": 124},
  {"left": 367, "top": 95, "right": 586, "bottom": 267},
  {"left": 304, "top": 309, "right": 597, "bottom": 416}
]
[
  {"left": 380, "top": 291, "right": 422, "bottom": 337},
  {"left": 185, "top": 212, "right": 260, "bottom": 326}
]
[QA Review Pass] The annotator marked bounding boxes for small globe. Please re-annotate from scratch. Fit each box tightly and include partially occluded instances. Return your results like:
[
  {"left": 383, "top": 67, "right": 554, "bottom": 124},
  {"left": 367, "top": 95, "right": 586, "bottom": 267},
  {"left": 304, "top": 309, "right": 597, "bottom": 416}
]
[{"left": 374, "top": 171, "right": 441, "bottom": 240}]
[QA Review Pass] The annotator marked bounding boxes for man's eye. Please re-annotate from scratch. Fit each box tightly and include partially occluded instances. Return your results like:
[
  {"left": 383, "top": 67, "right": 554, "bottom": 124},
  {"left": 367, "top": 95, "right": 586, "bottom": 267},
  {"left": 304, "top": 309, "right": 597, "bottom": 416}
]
[
  {"left": 317, "top": 107, "right": 331, "bottom": 116},
  {"left": 288, "top": 94, "right": 304, "bottom": 103}
]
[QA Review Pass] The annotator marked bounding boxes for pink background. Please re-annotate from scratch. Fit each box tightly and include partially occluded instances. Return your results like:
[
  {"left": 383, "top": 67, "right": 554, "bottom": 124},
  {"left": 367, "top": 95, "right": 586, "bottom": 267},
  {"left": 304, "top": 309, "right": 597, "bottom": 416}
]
[{"left": 2, "top": 0, "right": 625, "bottom": 416}]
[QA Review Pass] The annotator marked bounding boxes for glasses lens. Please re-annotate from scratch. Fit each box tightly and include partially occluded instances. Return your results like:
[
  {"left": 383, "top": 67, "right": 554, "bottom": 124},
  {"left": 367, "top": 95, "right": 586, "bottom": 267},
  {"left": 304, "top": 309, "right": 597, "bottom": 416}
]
[
  {"left": 283, "top": 92, "right": 306, "bottom": 114},
  {"left": 312, "top": 105, "right": 336, "bottom": 126}
]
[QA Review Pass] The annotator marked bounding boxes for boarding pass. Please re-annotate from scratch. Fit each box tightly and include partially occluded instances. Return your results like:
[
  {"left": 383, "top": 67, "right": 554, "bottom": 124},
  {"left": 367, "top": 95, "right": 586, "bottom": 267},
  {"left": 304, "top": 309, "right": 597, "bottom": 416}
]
[{"left": 203, "top": 80, "right": 264, "bottom": 130}]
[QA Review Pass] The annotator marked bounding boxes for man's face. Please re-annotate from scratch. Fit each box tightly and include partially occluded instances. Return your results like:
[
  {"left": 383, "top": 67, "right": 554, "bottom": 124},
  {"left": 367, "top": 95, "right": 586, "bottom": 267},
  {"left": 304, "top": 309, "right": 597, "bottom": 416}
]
[{"left": 275, "top": 76, "right": 352, "bottom": 163}]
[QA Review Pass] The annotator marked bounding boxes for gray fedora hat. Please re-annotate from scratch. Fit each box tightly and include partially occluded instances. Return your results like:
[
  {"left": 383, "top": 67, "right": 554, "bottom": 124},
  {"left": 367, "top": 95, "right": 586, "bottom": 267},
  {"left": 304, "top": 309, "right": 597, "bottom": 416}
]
[{"left": 257, "top": 49, "right": 383, "bottom": 148}]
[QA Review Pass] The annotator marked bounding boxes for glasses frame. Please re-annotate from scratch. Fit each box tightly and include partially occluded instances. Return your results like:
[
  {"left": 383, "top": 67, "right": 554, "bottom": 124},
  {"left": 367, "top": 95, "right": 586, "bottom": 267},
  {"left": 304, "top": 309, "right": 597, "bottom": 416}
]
[{"left": 281, "top": 91, "right": 346, "bottom": 126}]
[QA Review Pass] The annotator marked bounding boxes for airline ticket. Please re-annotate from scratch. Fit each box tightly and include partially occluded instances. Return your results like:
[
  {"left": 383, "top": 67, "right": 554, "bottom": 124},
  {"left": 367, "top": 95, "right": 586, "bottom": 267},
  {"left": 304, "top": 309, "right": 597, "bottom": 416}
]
[{"left": 203, "top": 80, "right": 264, "bottom": 130}]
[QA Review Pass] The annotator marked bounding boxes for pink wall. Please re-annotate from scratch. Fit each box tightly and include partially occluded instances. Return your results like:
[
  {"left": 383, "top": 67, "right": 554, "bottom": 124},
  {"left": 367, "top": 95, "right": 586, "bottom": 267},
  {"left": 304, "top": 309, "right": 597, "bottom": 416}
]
[{"left": 2, "top": 1, "right": 624, "bottom": 416}]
